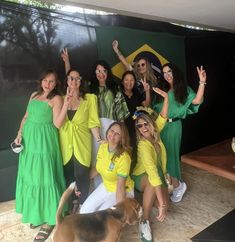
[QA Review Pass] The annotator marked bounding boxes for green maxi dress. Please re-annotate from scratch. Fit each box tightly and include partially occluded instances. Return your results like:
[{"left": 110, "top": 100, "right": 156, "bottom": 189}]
[
  {"left": 15, "top": 99, "right": 66, "bottom": 226},
  {"left": 152, "top": 87, "right": 200, "bottom": 180}
]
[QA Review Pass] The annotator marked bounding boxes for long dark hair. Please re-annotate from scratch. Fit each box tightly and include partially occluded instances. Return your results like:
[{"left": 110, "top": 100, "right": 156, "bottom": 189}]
[
  {"left": 162, "top": 63, "right": 187, "bottom": 104},
  {"left": 90, "top": 60, "right": 118, "bottom": 95},
  {"left": 34, "top": 69, "right": 62, "bottom": 99},
  {"left": 65, "top": 69, "right": 87, "bottom": 99}
]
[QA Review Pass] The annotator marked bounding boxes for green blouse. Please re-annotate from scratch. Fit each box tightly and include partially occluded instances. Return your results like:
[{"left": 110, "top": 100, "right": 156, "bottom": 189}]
[{"left": 97, "top": 86, "right": 114, "bottom": 119}]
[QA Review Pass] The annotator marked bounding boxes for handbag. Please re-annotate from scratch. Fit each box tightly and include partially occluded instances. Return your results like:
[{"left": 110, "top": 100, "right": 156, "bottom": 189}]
[{"left": 11, "top": 142, "right": 24, "bottom": 153}]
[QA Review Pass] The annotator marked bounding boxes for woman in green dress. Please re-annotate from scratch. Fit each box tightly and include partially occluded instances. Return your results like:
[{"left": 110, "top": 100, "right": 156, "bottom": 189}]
[
  {"left": 152, "top": 63, "right": 206, "bottom": 203},
  {"left": 14, "top": 70, "right": 66, "bottom": 242}
]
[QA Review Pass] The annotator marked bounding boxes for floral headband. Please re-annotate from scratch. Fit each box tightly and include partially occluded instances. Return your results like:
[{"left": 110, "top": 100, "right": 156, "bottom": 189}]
[{"left": 132, "top": 106, "right": 155, "bottom": 120}]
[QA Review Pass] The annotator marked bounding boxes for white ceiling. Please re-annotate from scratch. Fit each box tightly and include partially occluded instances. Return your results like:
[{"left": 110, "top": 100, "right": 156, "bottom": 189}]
[{"left": 53, "top": 0, "right": 235, "bottom": 33}]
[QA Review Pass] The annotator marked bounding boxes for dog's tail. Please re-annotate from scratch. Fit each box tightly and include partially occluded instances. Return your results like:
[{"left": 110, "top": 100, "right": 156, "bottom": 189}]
[{"left": 56, "top": 182, "right": 76, "bottom": 224}]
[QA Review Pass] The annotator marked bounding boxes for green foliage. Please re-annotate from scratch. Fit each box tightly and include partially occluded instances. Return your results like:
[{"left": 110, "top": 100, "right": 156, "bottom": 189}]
[{"left": 6, "top": 0, "right": 61, "bottom": 10}]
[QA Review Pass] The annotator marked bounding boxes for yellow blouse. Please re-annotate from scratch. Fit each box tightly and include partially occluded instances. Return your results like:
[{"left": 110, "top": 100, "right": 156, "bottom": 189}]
[
  {"left": 59, "top": 94, "right": 100, "bottom": 167},
  {"left": 96, "top": 143, "right": 134, "bottom": 192},
  {"left": 132, "top": 115, "right": 167, "bottom": 186}
]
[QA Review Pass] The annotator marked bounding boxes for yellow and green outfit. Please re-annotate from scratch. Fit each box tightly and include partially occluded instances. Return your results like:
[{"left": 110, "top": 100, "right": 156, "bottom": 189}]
[
  {"left": 80, "top": 143, "right": 134, "bottom": 213},
  {"left": 132, "top": 114, "right": 167, "bottom": 190}
]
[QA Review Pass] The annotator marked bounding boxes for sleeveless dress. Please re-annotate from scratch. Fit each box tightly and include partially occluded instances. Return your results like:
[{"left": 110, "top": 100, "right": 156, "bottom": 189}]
[{"left": 15, "top": 99, "right": 66, "bottom": 226}]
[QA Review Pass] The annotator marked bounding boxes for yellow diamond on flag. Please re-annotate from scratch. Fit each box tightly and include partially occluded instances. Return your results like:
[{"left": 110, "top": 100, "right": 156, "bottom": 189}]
[{"left": 111, "top": 44, "right": 169, "bottom": 79}]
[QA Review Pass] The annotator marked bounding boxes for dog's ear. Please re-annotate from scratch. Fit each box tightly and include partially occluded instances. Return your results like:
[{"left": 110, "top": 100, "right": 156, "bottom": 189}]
[{"left": 122, "top": 199, "right": 141, "bottom": 225}]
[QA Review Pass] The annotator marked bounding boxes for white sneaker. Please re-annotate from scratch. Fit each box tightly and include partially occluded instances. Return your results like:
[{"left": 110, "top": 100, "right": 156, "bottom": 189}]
[
  {"left": 139, "top": 220, "right": 153, "bottom": 242},
  {"left": 170, "top": 181, "right": 187, "bottom": 203}
]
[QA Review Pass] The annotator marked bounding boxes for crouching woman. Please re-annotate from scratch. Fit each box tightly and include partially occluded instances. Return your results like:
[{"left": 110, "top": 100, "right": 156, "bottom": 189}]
[
  {"left": 80, "top": 121, "right": 134, "bottom": 213},
  {"left": 132, "top": 87, "right": 169, "bottom": 242}
]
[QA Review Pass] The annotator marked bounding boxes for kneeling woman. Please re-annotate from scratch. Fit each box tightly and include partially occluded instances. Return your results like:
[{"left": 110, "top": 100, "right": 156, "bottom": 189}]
[
  {"left": 132, "top": 88, "right": 169, "bottom": 242},
  {"left": 80, "top": 122, "right": 134, "bottom": 213}
]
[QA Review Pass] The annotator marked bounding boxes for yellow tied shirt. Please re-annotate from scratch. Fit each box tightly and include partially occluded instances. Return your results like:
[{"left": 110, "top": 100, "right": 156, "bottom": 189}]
[
  {"left": 132, "top": 114, "right": 167, "bottom": 186},
  {"left": 59, "top": 94, "right": 100, "bottom": 167},
  {"left": 96, "top": 143, "right": 134, "bottom": 192}
]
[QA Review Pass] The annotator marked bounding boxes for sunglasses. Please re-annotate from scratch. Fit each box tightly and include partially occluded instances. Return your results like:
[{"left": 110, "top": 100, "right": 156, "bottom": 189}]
[
  {"left": 136, "top": 122, "right": 149, "bottom": 129},
  {"left": 95, "top": 69, "right": 108, "bottom": 75},
  {"left": 67, "top": 76, "right": 82, "bottom": 81},
  {"left": 137, "top": 63, "right": 146, "bottom": 68}
]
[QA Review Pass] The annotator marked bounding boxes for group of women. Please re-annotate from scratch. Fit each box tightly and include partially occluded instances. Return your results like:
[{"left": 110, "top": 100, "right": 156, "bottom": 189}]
[{"left": 13, "top": 41, "right": 206, "bottom": 242}]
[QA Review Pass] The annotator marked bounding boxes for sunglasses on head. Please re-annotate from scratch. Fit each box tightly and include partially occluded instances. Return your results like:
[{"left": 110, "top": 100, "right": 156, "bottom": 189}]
[
  {"left": 137, "top": 63, "right": 146, "bottom": 68},
  {"left": 67, "top": 76, "right": 82, "bottom": 81},
  {"left": 136, "top": 122, "right": 149, "bottom": 129}
]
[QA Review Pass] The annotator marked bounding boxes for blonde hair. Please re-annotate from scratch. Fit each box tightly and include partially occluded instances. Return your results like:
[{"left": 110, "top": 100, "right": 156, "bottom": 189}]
[
  {"left": 133, "top": 58, "right": 157, "bottom": 87},
  {"left": 135, "top": 113, "right": 161, "bottom": 152},
  {"left": 106, "top": 121, "right": 132, "bottom": 161}
]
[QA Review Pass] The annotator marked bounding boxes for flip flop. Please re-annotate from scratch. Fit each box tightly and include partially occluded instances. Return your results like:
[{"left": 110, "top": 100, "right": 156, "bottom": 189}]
[{"left": 34, "top": 226, "right": 54, "bottom": 242}]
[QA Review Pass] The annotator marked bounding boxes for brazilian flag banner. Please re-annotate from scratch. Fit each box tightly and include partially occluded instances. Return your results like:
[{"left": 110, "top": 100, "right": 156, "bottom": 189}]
[{"left": 95, "top": 26, "right": 186, "bottom": 79}]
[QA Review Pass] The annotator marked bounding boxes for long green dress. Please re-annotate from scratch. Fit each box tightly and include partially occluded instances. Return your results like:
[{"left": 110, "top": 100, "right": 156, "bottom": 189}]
[
  {"left": 152, "top": 87, "right": 200, "bottom": 180},
  {"left": 15, "top": 99, "right": 66, "bottom": 226}
]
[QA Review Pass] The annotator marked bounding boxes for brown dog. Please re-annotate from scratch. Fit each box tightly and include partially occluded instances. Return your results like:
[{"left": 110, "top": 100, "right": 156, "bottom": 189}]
[{"left": 52, "top": 183, "right": 142, "bottom": 242}]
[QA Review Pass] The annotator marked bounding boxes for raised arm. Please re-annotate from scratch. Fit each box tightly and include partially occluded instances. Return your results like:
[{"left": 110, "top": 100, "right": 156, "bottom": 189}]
[
  {"left": 61, "top": 48, "right": 71, "bottom": 74},
  {"left": 112, "top": 40, "right": 132, "bottom": 71},
  {"left": 141, "top": 77, "right": 151, "bottom": 107},
  {"left": 55, "top": 87, "right": 73, "bottom": 128},
  {"left": 152, "top": 87, "right": 169, "bottom": 118},
  {"left": 192, "top": 66, "right": 207, "bottom": 105}
]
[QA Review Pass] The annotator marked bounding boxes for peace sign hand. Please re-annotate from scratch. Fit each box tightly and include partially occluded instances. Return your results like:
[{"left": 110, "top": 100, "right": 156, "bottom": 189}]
[
  {"left": 64, "top": 87, "right": 73, "bottom": 108},
  {"left": 61, "top": 48, "right": 69, "bottom": 63},
  {"left": 141, "top": 77, "right": 150, "bottom": 92},
  {"left": 197, "top": 65, "right": 207, "bottom": 84}
]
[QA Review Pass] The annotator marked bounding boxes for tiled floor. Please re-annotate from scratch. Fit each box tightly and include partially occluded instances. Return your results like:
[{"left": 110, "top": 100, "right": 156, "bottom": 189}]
[{"left": 0, "top": 163, "right": 235, "bottom": 242}]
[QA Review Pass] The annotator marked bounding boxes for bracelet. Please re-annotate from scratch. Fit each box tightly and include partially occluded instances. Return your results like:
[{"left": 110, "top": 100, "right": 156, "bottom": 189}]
[
  {"left": 158, "top": 204, "right": 167, "bottom": 209},
  {"left": 97, "top": 139, "right": 102, "bottom": 143},
  {"left": 199, "top": 81, "right": 207, "bottom": 86},
  {"left": 17, "top": 130, "right": 22, "bottom": 137}
]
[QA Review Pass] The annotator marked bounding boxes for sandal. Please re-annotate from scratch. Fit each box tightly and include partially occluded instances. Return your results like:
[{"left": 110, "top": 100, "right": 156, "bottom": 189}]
[
  {"left": 34, "top": 225, "right": 54, "bottom": 242},
  {"left": 30, "top": 224, "right": 41, "bottom": 229}
]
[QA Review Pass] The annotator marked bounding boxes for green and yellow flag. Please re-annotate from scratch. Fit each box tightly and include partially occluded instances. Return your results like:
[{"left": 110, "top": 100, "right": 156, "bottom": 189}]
[{"left": 95, "top": 26, "right": 186, "bottom": 79}]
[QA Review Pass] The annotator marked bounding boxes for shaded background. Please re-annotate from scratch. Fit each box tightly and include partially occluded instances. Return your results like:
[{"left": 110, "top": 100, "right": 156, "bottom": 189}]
[{"left": 0, "top": 0, "right": 234, "bottom": 201}]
